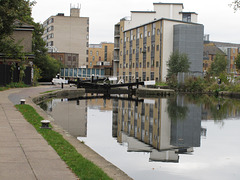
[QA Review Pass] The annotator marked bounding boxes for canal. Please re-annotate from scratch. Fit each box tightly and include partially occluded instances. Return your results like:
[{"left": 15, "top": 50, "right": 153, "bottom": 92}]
[{"left": 39, "top": 94, "right": 240, "bottom": 180}]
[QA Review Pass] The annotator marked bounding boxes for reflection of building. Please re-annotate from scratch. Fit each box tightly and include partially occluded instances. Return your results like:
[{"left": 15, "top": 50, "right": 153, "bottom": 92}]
[
  {"left": 115, "top": 96, "right": 202, "bottom": 162},
  {"left": 114, "top": 2, "right": 203, "bottom": 82},
  {"left": 170, "top": 96, "right": 201, "bottom": 148},
  {"left": 42, "top": 6, "right": 89, "bottom": 67},
  {"left": 47, "top": 99, "right": 87, "bottom": 137}
]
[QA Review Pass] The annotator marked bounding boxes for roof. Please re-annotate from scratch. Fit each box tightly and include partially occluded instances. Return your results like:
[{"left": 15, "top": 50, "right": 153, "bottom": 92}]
[
  {"left": 131, "top": 11, "right": 156, "bottom": 13},
  {"left": 211, "top": 41, "right": 240, "bottom": 48},
  {"left": 13, "top": 20, "right": 34, "bottom": 31},
  {"left": 179, "top": 12, "right": 198, "bottom": 15},
  {"left": 123, "top": 17, "right": 203, "bottom": 32},
  {"left": 204, "top": 46, "right": 226, "bottom": 56},
  {"left": 153, "top": 2, "right": 184, "bottom": 8}
]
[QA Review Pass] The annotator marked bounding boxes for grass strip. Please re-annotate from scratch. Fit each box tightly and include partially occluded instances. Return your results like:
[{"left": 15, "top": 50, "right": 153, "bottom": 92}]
[
  {"left": 16, "top": 104, "right": 112, "bottom": 180},
  {"left": 40, "top": 90, "right": 59, "bottom": 94}
]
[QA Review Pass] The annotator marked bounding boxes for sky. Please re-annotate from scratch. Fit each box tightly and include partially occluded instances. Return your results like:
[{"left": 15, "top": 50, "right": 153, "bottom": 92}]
[{"left": 31, "top": 0, "right": 240, "bottom": 44}]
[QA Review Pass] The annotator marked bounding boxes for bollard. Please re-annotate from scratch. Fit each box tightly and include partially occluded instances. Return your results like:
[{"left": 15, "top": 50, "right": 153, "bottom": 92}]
[
  {"left": 20, "top": 99, "right": 26, "bottom": 104},
  {"left": 61, "top": 83, "right": 64, "bottom": 89},
  {"left": 40, "top": 120, "right": 51, "bottom": 129}
]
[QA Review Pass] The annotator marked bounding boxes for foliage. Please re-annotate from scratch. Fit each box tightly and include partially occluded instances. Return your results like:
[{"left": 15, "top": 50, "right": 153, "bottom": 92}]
[
  {"left": 39, "top": 55, "right": 62, "bottom": 81},
  {"left": 167, "top": 51, "right": 191, "bottom": 78},
  {"left": 0, "top": 0, "right": 61, "bottom": 82},
  {"left": 209, "top": 53, "right": 227, "bottom": 76},
  {"left": 16, "top": 104, "right": 112, "bottom": 180},
  {"left": 167, "top": 96, "right": 188, "bottom": 122},
  {"left": 236, "top": 54, "right": 240, "bottom": 71},
  {"left": 32, "top": 64, "right": 41, "bottom": 86},
  {"left": 19, "top": 61, "right": 26, "bottom": 83},
  {"left": 184, "top": 76, "right": 206, "bottom": 92},
  {"left": 230, "top": 0, "right": 240, "bottom": 11},
  {"left": 0, "top": 82, "right": 29, "bottom": 91}
]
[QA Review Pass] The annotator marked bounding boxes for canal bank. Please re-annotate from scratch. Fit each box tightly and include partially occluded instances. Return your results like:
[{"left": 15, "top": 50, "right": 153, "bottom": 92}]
[{"left": 2, "top": 85, "right": 132, "bottom": 180}]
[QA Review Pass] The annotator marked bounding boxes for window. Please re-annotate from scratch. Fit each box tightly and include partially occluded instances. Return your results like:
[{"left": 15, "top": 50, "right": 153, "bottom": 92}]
[
  {"left": 86, "top": 50, "right": 89, "bottom": 55},
  {"left": 156, "top": 61, "right": 159, "bottom": 67},
  {"left": 92, "top": 56, "right": 95, "bottom": 61},
  {"left": 182, "top": 13, "right": 191, "bottom": 22},
  {"left": 140, "top": 33, "right": 143, "bottom": 39},
  {"left": 86, "top": 57, "right": 88, "bottom": 62},
  {"left": 157, "top": 29, "right": 160, "bottom": 35},
  {"left": 144, "top": 26, "right": 147, "bottom": 37},
  {"left": 142, "top": 72, "right": 146, "bottom": 81},
  {"left": 133, "top": 49, "right": 135, "bottom": 54},
  {"left": 151, "top": 72, "right": 154, "bottom": 80},
  {"left": 148, "top": 46, "right": 150, "bottom": 52},
  {"left": 90, "top": 51, "right": 92, "bottom": 55},
  {"left": 90, "top": 62, "right": 92, "bottom": 67},
  {"left": 96, "top": 51, "right": 99, "bottom": 56},
  {"left": 148, "top": 31, "right": 151, "bottom": 37},
  {"left": 73, "top": 56, "right": 76, "bottom": 61},
  {"left": 147, "top": 62, "right": 149, "bottom": 68},
  {"left": 157, "top": 45, "right": 159, "bottom": 51}
]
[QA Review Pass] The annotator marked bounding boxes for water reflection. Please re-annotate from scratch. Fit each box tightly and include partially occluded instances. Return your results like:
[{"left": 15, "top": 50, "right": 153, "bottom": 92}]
[
  {"left": 113, "top": 95, "right": 203, "bottom": 163},
  {"left": 39, "top": 94, "right": 240, "bottom": 179}
]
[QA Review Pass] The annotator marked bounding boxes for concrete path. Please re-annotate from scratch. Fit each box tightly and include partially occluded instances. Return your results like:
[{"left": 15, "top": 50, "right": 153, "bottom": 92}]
[
  {"left": 0, "top": 85, "right": 132, "bottom": 180},
  {"left": 0, "top": 86, "right": 77, "bottom": 180}
]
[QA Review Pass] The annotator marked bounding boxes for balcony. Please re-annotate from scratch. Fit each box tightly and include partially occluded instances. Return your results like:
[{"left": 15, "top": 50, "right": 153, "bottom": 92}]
[
  {"left": 114, "top": 43, "right": 120, "bottom": 50},
  {"left": 114, "top": 55, "right": 120, "bottom": 62}
]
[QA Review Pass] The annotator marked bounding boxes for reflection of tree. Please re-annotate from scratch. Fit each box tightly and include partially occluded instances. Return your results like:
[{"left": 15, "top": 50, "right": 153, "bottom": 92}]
[
  {"left": 184, "top": 95, "right": 240, "bottom": 121},
  {"left": 167, "top": 97, "right": 188, "bottom": 122}
]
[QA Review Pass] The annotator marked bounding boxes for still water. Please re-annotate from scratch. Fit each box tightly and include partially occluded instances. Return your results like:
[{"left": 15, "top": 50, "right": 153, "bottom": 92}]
[{"left": 39, "top": 95, "right": 240, "bottom": 180}]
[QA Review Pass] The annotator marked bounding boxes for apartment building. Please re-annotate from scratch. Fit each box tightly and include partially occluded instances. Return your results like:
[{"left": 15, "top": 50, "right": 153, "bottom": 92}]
[
  {"left": 203, "top": 36, "right": 240, "bottom": 74},
  {"left": 42, "top": 6, "right": 89, "bottom": 67},
  {"left": 49, "top": 52, "right": 79, "bottom": 68},
  {"left": 88, "top": 42, "right": 114, "bottom": 68},
  {"left": 114, "top": 3, "right": 204, "bottom": 82}
]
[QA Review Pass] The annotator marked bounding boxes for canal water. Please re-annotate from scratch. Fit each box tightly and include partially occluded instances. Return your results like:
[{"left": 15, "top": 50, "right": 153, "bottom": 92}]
[{"left": 39, "top": 95, "right": 240, "bottom": 180}]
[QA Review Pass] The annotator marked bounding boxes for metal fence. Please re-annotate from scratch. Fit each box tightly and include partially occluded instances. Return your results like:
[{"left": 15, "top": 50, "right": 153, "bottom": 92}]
[{"left": 177, "top": 72, "right": 203, "bottom": 84}]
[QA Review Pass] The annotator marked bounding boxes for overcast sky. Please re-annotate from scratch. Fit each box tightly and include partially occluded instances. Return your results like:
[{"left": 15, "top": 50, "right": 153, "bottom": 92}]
[{"left": 32, "top": 0, "right": 240, "bottom": 44}]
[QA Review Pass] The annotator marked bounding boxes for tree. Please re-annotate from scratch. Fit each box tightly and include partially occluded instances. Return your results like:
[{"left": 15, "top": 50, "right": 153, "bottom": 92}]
[
  {"left": 0, "top": 0, "right": 62, "bottom": 81},
  {"left": 230, "top": 0, "right": 240, "bottom": 11},
  {"left": 209, "top": 53, "right": 227, "bottom": 76},
  {"left": 167, "top": 51, "right": 191, "bottom": 79},
  {"left": 235, "top": 54, "right": 240, "bottom": 71}
]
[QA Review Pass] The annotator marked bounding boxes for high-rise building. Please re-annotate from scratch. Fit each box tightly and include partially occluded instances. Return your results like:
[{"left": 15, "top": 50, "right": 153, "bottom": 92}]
[
  {"left": 42, "top": 6, "right": 89, "bottom": 67},
  {"left": 114, "top": 3, "right": 204, "bottom": 82}
]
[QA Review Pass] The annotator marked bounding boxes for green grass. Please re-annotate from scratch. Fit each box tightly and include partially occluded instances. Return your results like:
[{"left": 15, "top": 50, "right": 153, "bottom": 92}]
[
  {"left": 40, "top": 89, "right": 59, "bottom": 94},
  {"left": 16, "top": 104, "right": 112, "bottom": 180},
  {"left": 155, "top": 82, "right": 168, "bottom": 86},
  {"left": 0, "top": 82, "right": 29, "bottom": 91}
]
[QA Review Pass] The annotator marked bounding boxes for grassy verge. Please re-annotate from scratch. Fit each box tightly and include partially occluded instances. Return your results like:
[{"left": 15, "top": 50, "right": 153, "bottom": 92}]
[
  {"left": 40, "top": 89, "right": 59, "bottom": 94},
  {"left": 15, "top": 104, "right": 112, "bottom": 180},
  {"left": 0, "top": 82, "right": 29, "bottom": 91}
]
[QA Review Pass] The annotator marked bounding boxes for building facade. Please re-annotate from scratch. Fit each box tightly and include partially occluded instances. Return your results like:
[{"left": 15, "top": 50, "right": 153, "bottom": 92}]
[
  {"left": 49, "top": 52, "right": 79, "bottom": 68},
  {"left": 42, "top": 6, "right": 89, "bottom": 67},
  {"left": 114, "top": 3, "right": 204, "bottom": 82},
  {"left": 203, "top": 38, "right": 240, "bottom": 74},
  {"left": 88, "top": 42, "right": 114, "bottom": 68}
]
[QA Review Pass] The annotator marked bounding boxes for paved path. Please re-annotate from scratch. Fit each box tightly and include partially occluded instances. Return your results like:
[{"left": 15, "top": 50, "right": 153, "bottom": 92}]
[{"left": 0, "top": 85, "right": 77, "bottom": 180}]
